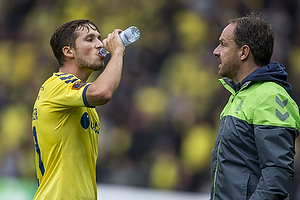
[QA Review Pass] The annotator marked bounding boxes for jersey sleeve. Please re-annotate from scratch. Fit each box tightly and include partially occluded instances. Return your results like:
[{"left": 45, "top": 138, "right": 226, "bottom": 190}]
[{"left": 45, "top": 73, "right": 93, "bottom": 108}]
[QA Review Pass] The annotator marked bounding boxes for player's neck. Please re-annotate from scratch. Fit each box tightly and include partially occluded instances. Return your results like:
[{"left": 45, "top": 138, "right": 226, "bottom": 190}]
[{"left": 59, "top": 64, "right": 92, "bottom": 82}]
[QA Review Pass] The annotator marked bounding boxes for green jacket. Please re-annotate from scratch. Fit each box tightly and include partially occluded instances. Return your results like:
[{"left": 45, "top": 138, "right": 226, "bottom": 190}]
[{"left": 210, "top": 62, "right": 300, "bottom": 200}]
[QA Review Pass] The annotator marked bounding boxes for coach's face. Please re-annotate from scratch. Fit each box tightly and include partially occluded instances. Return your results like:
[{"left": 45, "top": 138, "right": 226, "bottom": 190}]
[
  {"left": 213, "top": 23, "right": 241, "bottom": 83},
  {"left": 73, "top": 25, "right": 105, "bottom": 71}
]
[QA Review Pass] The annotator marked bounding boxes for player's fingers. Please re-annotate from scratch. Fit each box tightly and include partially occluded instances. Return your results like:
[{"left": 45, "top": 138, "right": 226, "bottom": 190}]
[
  {"left": 113, "top": 29, "right": 122, "bottom": 35},
  {"left": 102, "top": 38, "right": 107, "bottom": 45}
]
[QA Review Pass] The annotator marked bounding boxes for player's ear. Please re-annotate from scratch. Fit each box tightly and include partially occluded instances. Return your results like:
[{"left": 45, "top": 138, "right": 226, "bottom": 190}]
[{"left": 62, "top": 46, "right": 74, "bottom": 58}]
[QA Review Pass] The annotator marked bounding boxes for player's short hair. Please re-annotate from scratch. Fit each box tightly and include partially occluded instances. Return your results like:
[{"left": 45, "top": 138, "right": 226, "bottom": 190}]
[{"left": 50, "top": 19, "right": 99, "bottom": 66}]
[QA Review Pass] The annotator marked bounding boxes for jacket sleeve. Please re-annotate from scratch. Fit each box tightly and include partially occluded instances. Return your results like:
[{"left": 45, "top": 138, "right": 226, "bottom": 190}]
[
  {"left": 249, "top": 92, "right": 299, "bottom": 200},
  {"left": 249, "top": 125, "right": 296, "bottom": 199}
]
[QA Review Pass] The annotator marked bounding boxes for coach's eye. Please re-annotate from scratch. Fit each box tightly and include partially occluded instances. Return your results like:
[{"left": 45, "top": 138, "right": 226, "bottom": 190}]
[{"left": 87, "top": 38, "right": 93, "bottom": 42}]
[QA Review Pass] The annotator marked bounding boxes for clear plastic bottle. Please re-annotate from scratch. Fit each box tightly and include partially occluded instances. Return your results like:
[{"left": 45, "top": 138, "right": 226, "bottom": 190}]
[{"left": 99, "top": 26, "right": 140, "bottom": 57}]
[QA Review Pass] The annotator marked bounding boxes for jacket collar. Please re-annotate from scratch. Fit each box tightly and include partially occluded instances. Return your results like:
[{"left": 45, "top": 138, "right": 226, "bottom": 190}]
[{"left": 219, "top": 61, "right": 292, "bottom": 93}]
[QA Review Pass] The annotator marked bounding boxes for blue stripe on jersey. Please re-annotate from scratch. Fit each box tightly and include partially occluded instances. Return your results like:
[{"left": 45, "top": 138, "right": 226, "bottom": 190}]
[
  {"left": 33, "top": 126, "right": 45, "bottom": 176},
  {"left": 65, "top": 78, "right": 79, "bottom": 84},
  {"left": 60, "top": 75, "right": 74, "bottom": 80},
  {"left": 55, "top": 73, "right": 67, "bottom": 77},
  {"left": 82, "top": 84, "right": 95, "bottom": 108},
  {"left": 56, "top": 74, "right": 79, "bottom": 84}
]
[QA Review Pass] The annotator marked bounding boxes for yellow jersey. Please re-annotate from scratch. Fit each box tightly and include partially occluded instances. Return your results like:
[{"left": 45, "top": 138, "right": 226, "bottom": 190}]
[{"left": 32, "top": 72, "right": 99, "bottom": 200}]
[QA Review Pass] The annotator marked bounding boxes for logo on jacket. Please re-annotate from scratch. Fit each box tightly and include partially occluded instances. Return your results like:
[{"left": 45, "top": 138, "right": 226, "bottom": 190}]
[
  {"left": 235, "top": 100, "right": 244, "bottom": 114},
  {"left": 275, "top": 95, "right": 289, "bottom": 122}
]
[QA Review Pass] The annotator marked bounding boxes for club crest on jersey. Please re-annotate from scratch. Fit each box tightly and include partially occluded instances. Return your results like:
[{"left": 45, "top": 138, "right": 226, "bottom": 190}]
[{"left": 72, "top": 81, "right": 87, "bottom": 90}]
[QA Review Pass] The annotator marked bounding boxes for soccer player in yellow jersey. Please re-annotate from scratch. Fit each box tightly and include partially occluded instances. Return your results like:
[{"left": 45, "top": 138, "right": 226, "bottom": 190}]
[{"left": 32, "top": 19, "right": 125, "bottom": 199}]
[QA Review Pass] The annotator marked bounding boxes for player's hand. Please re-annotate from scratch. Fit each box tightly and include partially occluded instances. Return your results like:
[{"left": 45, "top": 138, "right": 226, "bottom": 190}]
[{"left": 102, "top": 29, "right": 125, "bottom": 56}]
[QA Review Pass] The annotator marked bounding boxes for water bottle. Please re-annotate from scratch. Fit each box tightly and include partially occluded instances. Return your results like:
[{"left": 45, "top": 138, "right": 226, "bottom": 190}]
[{"left": 99, "top": 26, "right": 140, "bottom": 57}]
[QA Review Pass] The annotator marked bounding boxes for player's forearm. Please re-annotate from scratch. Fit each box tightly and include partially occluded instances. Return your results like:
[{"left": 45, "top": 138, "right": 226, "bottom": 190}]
[{"left": 86, "top": 51, "right": 124, "bottom": 106}]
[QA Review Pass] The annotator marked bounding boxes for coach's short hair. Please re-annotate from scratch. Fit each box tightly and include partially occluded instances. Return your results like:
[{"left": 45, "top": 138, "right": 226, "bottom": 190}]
[{"left": 229, "top": 13, "right": 274, "bottom": 67}]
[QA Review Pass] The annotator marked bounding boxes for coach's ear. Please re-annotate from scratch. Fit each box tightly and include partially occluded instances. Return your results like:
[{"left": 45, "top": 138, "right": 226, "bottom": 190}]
[
  {"left": 62, "top": 46, "right": 74, "bottom": 58},
  {"left": 240, "top": 44, "right": 250, "bottom": 61}
]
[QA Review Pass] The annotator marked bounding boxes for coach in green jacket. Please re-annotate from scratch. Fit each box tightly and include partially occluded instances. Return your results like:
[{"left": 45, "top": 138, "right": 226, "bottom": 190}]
[{"left": 210, "top": 13, "right": 300, "bottom": 200}]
